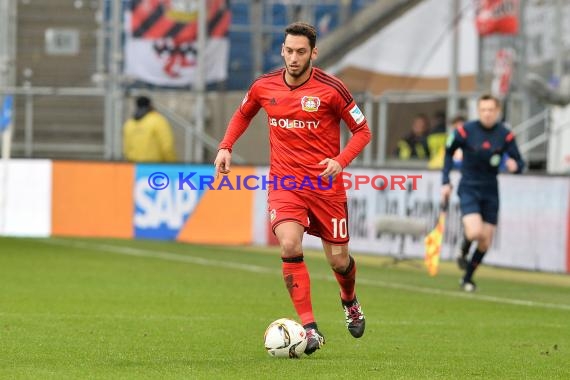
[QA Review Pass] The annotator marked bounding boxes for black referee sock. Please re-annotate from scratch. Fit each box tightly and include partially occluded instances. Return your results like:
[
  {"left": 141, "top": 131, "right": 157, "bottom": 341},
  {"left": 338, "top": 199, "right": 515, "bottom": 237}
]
[
  {"left": 460, "top": 235, "right": 473, "bottom": 257},
  {"left": 464, "top": 249, "right": 486, "bottom": 282}
]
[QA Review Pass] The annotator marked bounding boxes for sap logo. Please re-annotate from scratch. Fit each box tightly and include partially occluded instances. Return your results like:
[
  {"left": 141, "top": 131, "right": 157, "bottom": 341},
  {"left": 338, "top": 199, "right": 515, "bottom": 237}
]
[{"left": 134, "top": 178, "right": 198, "bottom": 229}]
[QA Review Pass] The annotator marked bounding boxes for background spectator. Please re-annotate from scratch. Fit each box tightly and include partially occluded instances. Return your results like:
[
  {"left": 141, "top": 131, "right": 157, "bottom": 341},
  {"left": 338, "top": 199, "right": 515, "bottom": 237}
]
[
  {"left": 394, "top": 113, "right": 430, "bottom": 160},
  {"left": 427, "top": 110, "right": 447, "bottom": 168},
  {"left": 429, "top": 114, "right": 466, "bottom": 169},
  {"left": 123, "top": 96, "right": 177, "bottom": 163}
]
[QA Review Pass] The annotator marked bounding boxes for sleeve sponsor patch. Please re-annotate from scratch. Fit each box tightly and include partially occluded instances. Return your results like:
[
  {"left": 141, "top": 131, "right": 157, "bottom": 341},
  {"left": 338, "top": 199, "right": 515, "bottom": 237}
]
[{"left": 349, "top": 104, "right": 365, "bottom": 124}]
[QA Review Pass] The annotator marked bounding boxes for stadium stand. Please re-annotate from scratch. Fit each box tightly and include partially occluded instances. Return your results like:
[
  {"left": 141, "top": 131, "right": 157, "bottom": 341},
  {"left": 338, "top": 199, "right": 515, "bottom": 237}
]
[
  {"left": 8, "top": 0, "right": 379, "bottom": 160},
  {"left": 227, "top": 0, "right": 377, "bottom": 90},
  {"left": 12, "top": 0, "right": 104, "bottom": 160}
]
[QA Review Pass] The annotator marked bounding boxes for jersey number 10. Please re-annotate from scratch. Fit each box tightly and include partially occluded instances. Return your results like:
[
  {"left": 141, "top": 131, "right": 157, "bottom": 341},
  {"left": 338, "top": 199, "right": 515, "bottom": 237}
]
[{"left": 331, "top": 218, "right": 348, "bottom": 239}]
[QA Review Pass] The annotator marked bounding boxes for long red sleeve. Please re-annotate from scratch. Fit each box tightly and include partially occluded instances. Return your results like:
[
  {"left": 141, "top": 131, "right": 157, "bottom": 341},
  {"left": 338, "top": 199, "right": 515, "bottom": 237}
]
[
  {"left": 219, "top": 86, "right": 262, "bottom": 152},
  {"left": 218, "top": 109, "right": 254, "bottom": 152},
  {"left": 334, "top": 121, "right": 372, "bottom": 168}
]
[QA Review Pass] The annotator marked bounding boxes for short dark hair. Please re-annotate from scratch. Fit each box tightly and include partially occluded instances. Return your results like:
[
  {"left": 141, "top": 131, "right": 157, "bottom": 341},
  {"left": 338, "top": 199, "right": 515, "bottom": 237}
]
[
  {"left": 136, "top": 96, "right": 151, "bottom": 108},
  {"left": 451, "top": 115, "right": 466, "bottom": 124},
  {"left": 478, "top": 94, "right": 500, "bottom": 107},
  {"left": 434, "top": 110, "right": 446, "bottom": 120},
  {"left": 415, "top": 113, "right": 430, "bottom": 125},
  {"left": 284, "top": 22, "right": 317, "bottom": 49}
]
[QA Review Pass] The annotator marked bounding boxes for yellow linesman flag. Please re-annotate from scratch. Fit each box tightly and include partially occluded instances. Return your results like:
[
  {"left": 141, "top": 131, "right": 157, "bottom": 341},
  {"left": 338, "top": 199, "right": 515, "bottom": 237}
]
[{"left": 424, "top": 212, "right": 446, "bottom": 276}]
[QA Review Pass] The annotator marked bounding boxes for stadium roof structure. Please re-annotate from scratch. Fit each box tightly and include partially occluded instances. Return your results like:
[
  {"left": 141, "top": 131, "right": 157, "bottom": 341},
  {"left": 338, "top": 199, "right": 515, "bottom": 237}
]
[{"left": 324, "top": 0, "right": 478, "bottom": 95}]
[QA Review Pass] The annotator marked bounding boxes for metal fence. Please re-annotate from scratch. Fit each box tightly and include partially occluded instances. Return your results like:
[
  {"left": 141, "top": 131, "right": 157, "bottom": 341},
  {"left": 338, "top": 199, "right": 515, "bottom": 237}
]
[
  {"left": 1, "top": 0, "right": 568, "bottom": 170},
  {"left": 349, "top": 90, "right": 545, "bottom": 168}
]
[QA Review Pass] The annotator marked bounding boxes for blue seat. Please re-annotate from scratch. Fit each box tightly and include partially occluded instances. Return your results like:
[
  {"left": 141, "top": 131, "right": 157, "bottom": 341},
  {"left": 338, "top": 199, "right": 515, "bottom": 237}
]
[
  {"left": 226, "top": 1, "right": 378, "bottom": 90},
  {"left": 314, "top": 4, "right": 339, "bottom": 37},
  {"left": 268, "top": 3, "right": 288, "bottom": 26},
  {"left": 227, "top": 30, "right": 253, "bottom": 90},
  {"left": 232, "top": 2, "right": 249, "bottom": 24}
]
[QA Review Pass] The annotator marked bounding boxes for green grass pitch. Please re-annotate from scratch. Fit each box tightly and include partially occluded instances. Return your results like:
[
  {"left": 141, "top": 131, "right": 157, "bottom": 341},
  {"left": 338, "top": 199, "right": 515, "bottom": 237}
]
[{"left": 1, "top": 237, "right": 569, "bottom": 379}]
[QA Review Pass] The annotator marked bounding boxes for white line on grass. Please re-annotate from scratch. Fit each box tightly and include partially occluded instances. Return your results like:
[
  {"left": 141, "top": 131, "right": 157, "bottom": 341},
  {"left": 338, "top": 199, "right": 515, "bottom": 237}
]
[
  {"left": 0, "top": 310, "right": 565, "bottom": 329},
  {"left": 42, "top": 238, "right": 570, "bottom": 312}
]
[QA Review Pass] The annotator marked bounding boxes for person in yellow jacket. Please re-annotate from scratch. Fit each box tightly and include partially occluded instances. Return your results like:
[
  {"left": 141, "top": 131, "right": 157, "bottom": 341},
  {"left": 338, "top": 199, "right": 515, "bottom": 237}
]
[
  {"left": 123, "top": 96, "right": 177, "bottom": 162},
  {"left": 427, "top": 110, "right": 448, "bottom": 169},
  {"left": 428, "top": 114, "right": 465, "bottom": 169},
  {"left": 394, "top": 114, "right": 430, "bottom": 160}
]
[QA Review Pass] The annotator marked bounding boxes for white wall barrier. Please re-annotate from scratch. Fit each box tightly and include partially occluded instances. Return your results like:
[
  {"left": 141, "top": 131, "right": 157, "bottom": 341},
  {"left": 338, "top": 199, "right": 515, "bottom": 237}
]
[
  {"left": 0, "top": 159, "right": 52, "bottom": 237},
  {"left": 495, "top": 175, "right": 569, "bottom": 272},
  {"left": 2, "top": 160, "right": 568, "bottom": 273}
]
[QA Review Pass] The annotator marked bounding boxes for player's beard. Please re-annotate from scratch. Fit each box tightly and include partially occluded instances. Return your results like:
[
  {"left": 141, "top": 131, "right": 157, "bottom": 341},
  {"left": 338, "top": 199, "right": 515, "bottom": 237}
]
[{"left": 286, "top": 59, "right": 311, "bottom": 79}]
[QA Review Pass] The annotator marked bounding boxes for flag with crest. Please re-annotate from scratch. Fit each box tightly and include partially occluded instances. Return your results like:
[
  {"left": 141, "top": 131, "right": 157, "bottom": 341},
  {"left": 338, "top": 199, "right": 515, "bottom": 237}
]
[{"left": 125, "top": 0, "right": 231, "bottom": 86}]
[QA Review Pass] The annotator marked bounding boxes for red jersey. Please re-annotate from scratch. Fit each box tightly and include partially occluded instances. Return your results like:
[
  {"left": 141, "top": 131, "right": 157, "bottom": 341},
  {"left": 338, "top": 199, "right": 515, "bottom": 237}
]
[{"left": 219, "top": 67, "right": 371, "bottom": 200}]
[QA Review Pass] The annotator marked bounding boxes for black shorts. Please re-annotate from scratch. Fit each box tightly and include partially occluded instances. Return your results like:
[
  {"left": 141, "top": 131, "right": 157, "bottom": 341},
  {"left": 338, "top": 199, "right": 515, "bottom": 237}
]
[{"left": 457, "top": 182, "right": 499, "bottom": 225}]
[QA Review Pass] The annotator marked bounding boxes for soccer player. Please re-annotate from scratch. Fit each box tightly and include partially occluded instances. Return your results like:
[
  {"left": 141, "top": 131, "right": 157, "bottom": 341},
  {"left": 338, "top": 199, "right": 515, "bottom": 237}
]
[
  {"left": 214, "top": 22, "right": 371, "bottom": 355},
  {"left": 441, "top": 94, "right": 525, "bottom": 292}
]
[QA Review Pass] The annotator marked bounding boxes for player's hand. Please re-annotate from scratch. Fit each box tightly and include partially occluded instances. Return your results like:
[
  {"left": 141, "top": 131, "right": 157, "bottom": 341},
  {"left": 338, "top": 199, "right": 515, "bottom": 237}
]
[
  {"left": 441, "top": 184, "right": 452, "bottom": 204},
  {"left": 505, "top": 158, "right": 518, "bottom": 173},
  {"left": 318, "top": 158, "right": 342, "bottom": 180},
  {"left": 214, "top": 149, "right": 232, "bottom": 179}
]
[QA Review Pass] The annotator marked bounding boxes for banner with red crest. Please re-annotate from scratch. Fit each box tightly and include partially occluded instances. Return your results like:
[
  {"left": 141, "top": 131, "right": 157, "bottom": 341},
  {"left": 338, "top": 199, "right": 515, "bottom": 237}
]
[
  {"left": 124, "top": 0, "right": 231, "bottom": 86},
  {"left": 491, "top": 48, "right": 515, "bottom": 99},
  {"left": 475, "top": 0, "right": 519, "bottom": 36}
]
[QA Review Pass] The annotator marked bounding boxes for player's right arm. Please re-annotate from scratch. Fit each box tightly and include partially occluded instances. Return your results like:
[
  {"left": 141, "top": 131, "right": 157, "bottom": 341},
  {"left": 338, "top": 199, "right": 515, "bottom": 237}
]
[
  {"left": 215, "top": 85, "right": 262, "bottom": 178},
  {"left": 441, "top": 125, "right": 467, "bottom": 202},
  {"left": 214, "top": 149, "right": 232, "bottom": 178}
]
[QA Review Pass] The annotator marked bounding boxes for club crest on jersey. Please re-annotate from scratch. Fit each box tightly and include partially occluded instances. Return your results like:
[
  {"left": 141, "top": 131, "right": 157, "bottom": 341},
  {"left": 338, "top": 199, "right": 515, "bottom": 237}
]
[{"left": 301, "top": 96, "right": 320, "bottom": 112}]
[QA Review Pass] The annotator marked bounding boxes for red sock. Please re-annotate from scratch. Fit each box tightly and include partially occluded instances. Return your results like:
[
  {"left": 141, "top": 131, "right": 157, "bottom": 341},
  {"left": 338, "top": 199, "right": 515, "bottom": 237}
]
[
  {"left": 334, "top": 255, "right": 356, "bottom": 302},
  {"left": 282, "top": 256, "right": 314, "bottom": 326}
]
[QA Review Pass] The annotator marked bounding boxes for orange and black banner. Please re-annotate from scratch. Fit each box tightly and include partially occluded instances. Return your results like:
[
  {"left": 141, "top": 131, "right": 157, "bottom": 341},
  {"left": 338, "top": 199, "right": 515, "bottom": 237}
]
[{"left": 130, "top": 0, "right": 231, "bottom": 43}]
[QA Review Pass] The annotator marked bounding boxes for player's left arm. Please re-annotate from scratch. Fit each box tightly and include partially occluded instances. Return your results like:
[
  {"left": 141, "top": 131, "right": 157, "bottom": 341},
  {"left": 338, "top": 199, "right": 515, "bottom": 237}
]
[
  {"left": 333, "top": 100, "right": 372, "bottom": 168},
  {"left": 504, "top": 131, "right": 525, "bottom": 174},
  {"left": 321, "top": 101, "right": 371, "bottom": 179}
]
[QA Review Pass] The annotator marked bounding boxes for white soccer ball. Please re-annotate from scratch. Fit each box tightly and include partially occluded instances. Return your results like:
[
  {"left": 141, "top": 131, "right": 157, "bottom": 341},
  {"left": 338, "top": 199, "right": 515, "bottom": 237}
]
[{"left": 264, "top": 318, "right": 307, "bottom": 358}]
